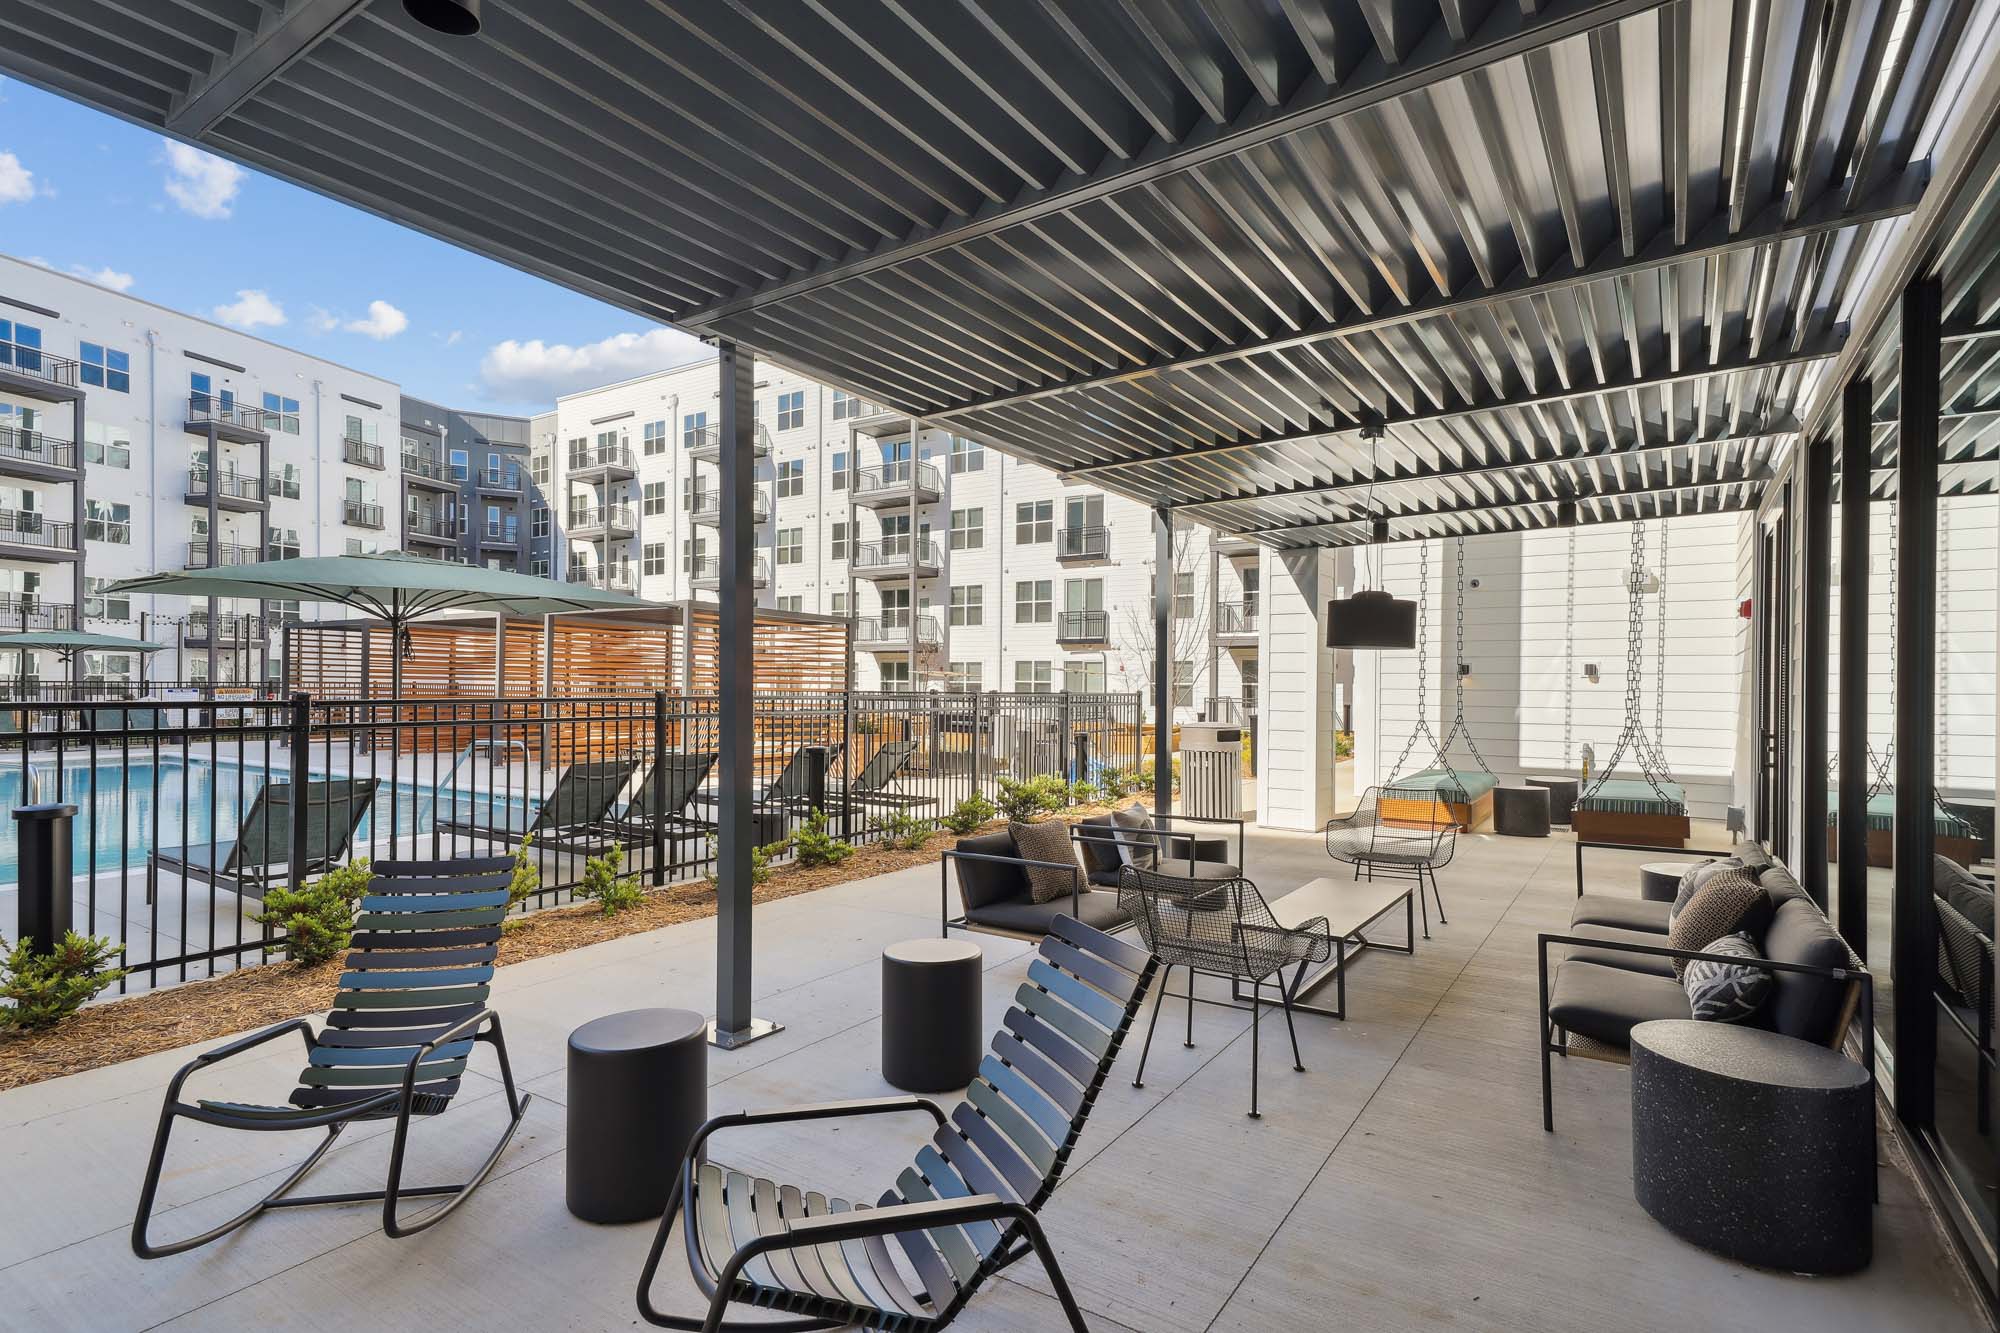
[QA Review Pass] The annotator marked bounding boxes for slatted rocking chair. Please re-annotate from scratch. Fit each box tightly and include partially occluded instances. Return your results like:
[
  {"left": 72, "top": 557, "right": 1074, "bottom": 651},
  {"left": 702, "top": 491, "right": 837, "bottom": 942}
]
[
  {"left": 636, "top": 915, "right": 1160, "bottom": 1332},
  {"left": 131, "top": 856, "right": 531, "bottom": 1258}
]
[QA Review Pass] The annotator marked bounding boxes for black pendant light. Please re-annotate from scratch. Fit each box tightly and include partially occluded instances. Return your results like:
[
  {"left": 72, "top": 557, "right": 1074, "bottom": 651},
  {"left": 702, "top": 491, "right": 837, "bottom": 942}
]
[
  {"left": 1326, "top": 433, "right": 1416, "bottom": 649},
  {"left": 405, "top": 0, "right": 481, "bottom": 36}
]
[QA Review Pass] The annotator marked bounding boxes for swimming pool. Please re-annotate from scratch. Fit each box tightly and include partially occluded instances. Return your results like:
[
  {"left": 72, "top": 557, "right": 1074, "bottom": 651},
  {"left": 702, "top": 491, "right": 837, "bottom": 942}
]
[{"left": 0, "top": 756, "right": 531, "bottom": 886}]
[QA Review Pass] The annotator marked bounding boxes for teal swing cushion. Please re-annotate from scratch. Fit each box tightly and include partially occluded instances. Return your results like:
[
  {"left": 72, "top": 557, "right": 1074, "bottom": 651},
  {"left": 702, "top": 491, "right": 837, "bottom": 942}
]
[
  {"left": 1825, "top": 791, "right": 1978, "bottom": 837},
  {"left": 1574, "top": 778, "right": 1688, "bottom": 817},
  {"left": 1385, "top": 768, "right": 1498, "bottom": 804}
]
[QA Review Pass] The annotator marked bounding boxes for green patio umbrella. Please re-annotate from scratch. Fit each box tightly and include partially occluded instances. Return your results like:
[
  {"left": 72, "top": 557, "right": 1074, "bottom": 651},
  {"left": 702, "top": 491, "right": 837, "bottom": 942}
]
[
  {"left": 0, "top": 629, "right": 168, "bottom": 695},
  {"left": 103, "top": 551, "right": 653, "bottom": 698}
]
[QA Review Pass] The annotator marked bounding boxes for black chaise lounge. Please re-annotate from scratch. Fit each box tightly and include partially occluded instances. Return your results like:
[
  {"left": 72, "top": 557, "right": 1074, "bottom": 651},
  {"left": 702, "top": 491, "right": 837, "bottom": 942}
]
[
  {"left": 598, "top": 751, "right": 720, "bottom": 846},
  {"left": 636, "top": 914, "right": 1158, "bottom": 1331},
  {"left": 832, "top": 737, "right": 937, "bottom": 811},
  {"left": 152, "top": 776, "right": 380, "bottom": 901},
  {"left": 132, "top": 856, "right": 530, "bottom": 1257},
  {"left": 441, "top": 756, "right": 639, "bottom": 854}
]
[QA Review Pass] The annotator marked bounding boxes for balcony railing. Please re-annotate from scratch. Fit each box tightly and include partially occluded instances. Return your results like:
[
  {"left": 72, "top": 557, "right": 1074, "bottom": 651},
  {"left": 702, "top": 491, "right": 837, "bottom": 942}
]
[
  {"left": 85, "top": 518, "right": 131, "bottom": 544},
  {"left": 565, "top": 566, "right": 639, "bottom": 593},
  {"left": 342, "top": 437, "right": 385, "bottom": 469},
  {"left": 405, "top": 513, "right": 456, "bottom": 541},
  {"left": 401, "top": 452, "right": 453, "bottom": 485},
  {"left": 0, "top": 339, "right": 80, "bottom": 390},
  {"left": 689, "top": 490, "right": 771, "bottom": 525},
  {"left": 685, "top": 421, "right": 772, "bottom": 463},
  {"left": 187, "top": 468, "right": 264, "bottom": 504},
  {"left": 185, "top": 395, "right": 269, "bottom": 436},
  {"left": 689, "top": 554, "right": 769, "bottom": 590},
  {"left": 568, "top": 503, "right": 636, "bottom": 536},
  {"left": 479, "top": 467, "right": 523, "bottom": 493},
  {"left": 1055, "top": 609, "right": 1110, "bottom": 644},
  {"left": 0, "top": 426, "right": 77, "bottom": 473},
  {"left": 855, "top": 613, "right": 942, "bottom": 650},
  {"left": 343, "top": 500, "right": 385, "bottom": 529},
  {"left": 851, "top": 538, "right": 942, "bottom": 578},
  {"left": 1056, "top": 524, "right": 1109, "bottom": 560},
  {"left": 268, "top": 541, "right": 301, "bottom": 560},
  {"left": 1215, "top": 601, "right": 1258, "bottom": 637},
  {"left": 482, "top": 519, "right": 521, "bottom": 545},
  {"left": 185, "top": 611, "right": 261, "bottom": 646},
  {"left": 851, "top": 460, "right": 941, "bottom": 504},
  {"left": 269, "top": 472, "right": 301, "bottom": 500},
  {"left": 0, "top": 597, "right": 74, "bottom": 631},
  {"left": 568, "top": 443, "right": 637, "bottom": 474},
  {"left": 0, "top": 509, "right": 76, "bottom": 552},
  {"left": 186, "top": 541, "right": 262, "bottom": 569}
]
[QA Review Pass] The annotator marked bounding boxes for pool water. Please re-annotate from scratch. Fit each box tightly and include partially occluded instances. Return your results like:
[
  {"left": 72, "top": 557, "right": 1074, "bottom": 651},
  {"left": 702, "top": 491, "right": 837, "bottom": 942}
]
[{"left": 0, "top": 757, "right": 530, "bottom": 886}]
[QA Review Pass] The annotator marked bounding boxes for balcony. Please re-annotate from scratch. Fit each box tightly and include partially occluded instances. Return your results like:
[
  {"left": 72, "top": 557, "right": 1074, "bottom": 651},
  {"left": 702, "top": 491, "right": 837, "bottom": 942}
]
[
  {"left": 685, "top": 421, "right": 771, "bottom": 465},
  {"left": 1056, "top": 524, "right": 1109, "bottom": 561},
  {"left": 568, "top": 504, "right": 636, "bottom": 539},
  {"left": 1215, "top": 601, "right": 1258, "bottom": 643},
  {"left": 0, "top": 426, "right": 79, "bottom": 481},
  {"left": 850, "top": 538, "right": 941, "bottom": 580},
  {"left": 1055, "top": 608, "right": 1110, "bottom": 645},
  {"left": 478, "top": 467, "right": 523, "bottom": 495},
  {"left": 0, "top": 340, "right": 82, "bottom": 401},
  {"left": 850, "top": 460, "right": 941, "bottom": 507},
  {"left": 0, "top": 597, "right": 74, "bottom": 631},
  {"left": 689, "top": 490, "right": 770, "bottom": 527},
  {"left": 565, "top": 566, "right": 639, "bottom": 594},
  {"left": 481, "top": 519, "right": 521, "bottom": 547},
  {"left": 568, "top": 443, "right": 637, "bottom": 482},
  {"left": 402, "top": 452, "right": 456, "bottom": 490},
  {"left": 184, "top": 611, "right": 260, "bottom": 647},
  {"left": 0, "top": 509, "right": 78, "bottom": 559},
  {"left": 185, "top": 540, "right": 262, "bottom": 569},
  {"left": 689, "top": 554, "right": 769, "bottom": 592},
  {"left": 404, "top": 514, "right": 458, "bottom": 546},
  {"left": 343, "top": 500, "right": 386, "bottom": 529},
  {"left": 185, "top": 468, "right": 266, "bottom": 512},
  {"left": 183, "top": 396, "right": 270, "bottom": 443},
  {"left": 854, "top": 613, "right": 942, "bottom": 651},
  {"left": 342, "top": 436, "right": 386, "bottom": 469}
]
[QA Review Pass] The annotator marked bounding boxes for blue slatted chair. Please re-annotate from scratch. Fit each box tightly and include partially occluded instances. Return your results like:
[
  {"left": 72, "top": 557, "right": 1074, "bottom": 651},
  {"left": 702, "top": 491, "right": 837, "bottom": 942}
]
[
  {"left": 637, "top": 915, "right": 1159, "bottom": 1332},
  {"left": 131, "top": 856, "right": 531, "bottom": 1258}
]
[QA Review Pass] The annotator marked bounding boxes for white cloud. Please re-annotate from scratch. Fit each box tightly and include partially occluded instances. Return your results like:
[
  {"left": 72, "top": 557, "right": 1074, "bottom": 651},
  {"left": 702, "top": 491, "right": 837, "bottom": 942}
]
[
  {"left": 438, "top": 329, "right": 463, "bottom": 347},
  {"left": 161, "top": 141, "right": 243, "bottom": 219},
  {"left": 479, "top": 327, "right": 707, "bottom": 402},
  {"left": 70, "top": 264, "right": 134, "bottom": 292},
  {"left": 344, "top": 299, "right": 407, "bottom": 340},
  {"left": 0, "top": 151, "right": 38, "bottom": 205},
  {"left": 212, "top": 288, "right": 285, "bottom": 330},
  {"left": 306, "top": 305, "right": 339, "bottom": 333}
]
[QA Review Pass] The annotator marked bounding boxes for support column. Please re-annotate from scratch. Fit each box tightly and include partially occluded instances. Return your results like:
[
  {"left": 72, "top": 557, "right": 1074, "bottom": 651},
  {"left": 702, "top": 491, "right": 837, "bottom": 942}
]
[
  {"left": 711, "top": 341, "right": 781, "bottom": 1049},
  {"left": 1255, "top": 545, "right": 1343, "bottom": 830},
  {"left": 1801, "top": 435, "right": 1831, "bottom": 911},
  {"left": 1836, "top": 378, "right": 1870, "bottom": 959},
  {"left": 1152, "top": 507, "right": 1172, "bottom": 811}
]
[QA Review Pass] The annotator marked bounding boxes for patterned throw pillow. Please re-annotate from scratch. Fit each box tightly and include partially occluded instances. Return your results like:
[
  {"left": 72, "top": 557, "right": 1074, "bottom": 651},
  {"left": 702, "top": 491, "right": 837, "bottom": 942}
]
[
  {"left": 1665, "top": 869, "right": 1773, "bottom": 979},
  {"left": 1009, "top": 819, "right": 1081, "bottom": 905},
  {"left": 1110, "top": 805, "right": 1160, "bottom": 871},
  {"left": 1683, "top": 932, "right": 1773, "bottom": 1022},
  {"left": 1669, "top": 858, "right": 1733, "bottom": 922}
]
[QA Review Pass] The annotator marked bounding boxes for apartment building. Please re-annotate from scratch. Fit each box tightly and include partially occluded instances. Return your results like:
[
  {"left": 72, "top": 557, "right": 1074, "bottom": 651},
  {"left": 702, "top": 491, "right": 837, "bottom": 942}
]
[
  {"left": 0, "top": 254, "right": 400, "bottom": 684},
  {"left": 398, "top": 396, "right": 539, "bottom": 570},
  {"left": 539, "top": 357, "right": 1257, "bottom": 718}
]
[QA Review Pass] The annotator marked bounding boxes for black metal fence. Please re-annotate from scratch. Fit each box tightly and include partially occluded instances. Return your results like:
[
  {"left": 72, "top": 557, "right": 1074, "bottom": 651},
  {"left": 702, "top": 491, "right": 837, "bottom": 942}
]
[{"left": 2, "top": 689, "right": 1141, "bottom": 992}]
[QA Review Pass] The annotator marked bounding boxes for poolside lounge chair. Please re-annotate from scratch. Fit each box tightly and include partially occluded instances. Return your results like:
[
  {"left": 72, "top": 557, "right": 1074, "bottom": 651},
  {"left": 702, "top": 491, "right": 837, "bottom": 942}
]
[
  {"left": 439, "top": 756, "right": 639, "bottom": 855},
  {"left": 598, "top": 751, "right": 718, "bottom": 845},
  {"left": 760, "top": 741, "right": 845, "bottom": 806},
  {"left": 152, "top": 777, "right": 379, "bottom": 902},
  {"left": 636, "top": 914, "right": 1158, "bottom": 1331},
  {"left": 132, "top": 855, "right": 531, "bottom": 1257},
  {"left": 831, "top": 737, "right": 938, "bottom": 811}
]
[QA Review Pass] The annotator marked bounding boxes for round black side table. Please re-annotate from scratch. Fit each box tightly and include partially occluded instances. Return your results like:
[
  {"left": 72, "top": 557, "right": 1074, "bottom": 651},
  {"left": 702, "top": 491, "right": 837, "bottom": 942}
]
[
  {"left": 1494, "top": 786, "right": 1551, "bottom": 837},
  {"left": 882, "top": 938, "right": 983, "bottom": 1092},
  {"left": 1639, "top": 859, "right": 1711, "bottom": 902},
  {"left": 1630, "top": 1020, "right": 1872, "bottom": 1274},
  {"left": 567, "top": 1008, "right": 708, "bottom": 1223}
]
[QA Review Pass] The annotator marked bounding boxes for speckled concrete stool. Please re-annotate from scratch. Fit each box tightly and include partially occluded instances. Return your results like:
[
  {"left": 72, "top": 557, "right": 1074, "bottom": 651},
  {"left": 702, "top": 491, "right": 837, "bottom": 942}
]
[{"left": 1630, "top": 1019, "right": 1873, "bottom": 1274}]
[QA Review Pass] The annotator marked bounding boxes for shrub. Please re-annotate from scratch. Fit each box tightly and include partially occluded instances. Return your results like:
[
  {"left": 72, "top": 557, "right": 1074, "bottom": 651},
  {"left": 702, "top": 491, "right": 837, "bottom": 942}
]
[
  {"left": 703, "top": 837, "right": 785, "bottom": 888},
  {"left": 1067, "top": 778, "right": 1101, "bottom": 807},
  {"left": 0, "top": 932, "right": 127, "bottom": 1031},
  {"left": 1335, "top": 730, "right": 1354, "bottom": 759},
  {"left": 875, "top": 808, "right": 933, "bottom": 851},
  {"left": 996, "top": 775, "right": 1057, "bottom": 822},
  {"left": 942, "top": 792, "right": 997, "bottom": 835},
  {"left": 252, "top": 859, "right": 372, "bottom": 965},
  {"left": 793, "top": 809, "right": 856, "bottom": 867},
  {"left": 1098, "top": 767, "right": 1131, "bottom": 800},
  {"left": 577, "top": 843, "right": 643, "bottom": 915},
  {"left": 501, "top": 835, "right": 541, "bottom": 933}
]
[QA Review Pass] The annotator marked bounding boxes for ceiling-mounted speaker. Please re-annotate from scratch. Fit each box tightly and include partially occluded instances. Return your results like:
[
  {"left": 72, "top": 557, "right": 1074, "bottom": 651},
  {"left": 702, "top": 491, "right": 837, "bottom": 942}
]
[
  {"left": 405, "top": 0, "right": 481, "bottom": 35},
  {"left": 1370, "top": 516, "right": 1390, "bottom": 544},
  {"left": 1556, "top": 500, "right": 1577, "bottom": 527},
  {"left": 1327, "top": 589, "right": 1417, "bottom": 649}
]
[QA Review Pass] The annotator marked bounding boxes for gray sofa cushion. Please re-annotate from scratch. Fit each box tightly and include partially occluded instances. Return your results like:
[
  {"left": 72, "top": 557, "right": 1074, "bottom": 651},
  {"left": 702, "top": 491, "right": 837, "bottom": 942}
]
[
  {"left": 1076, "top": 815, "right": 1123, "bottom": 882},
  {"left": 1669, "top": 857, "right": 1733, "bottom": 917},
  {"left": 965, "top": 889, "right": 1128, "bottom": 936},
  {"left": 1935, "top": 855, "right": 1993, "bottom": 937},
  {"left": 952, "top": 830, "right": 1027, "bottom": 912},
  {"left": 1548, "top": 961, "right": 1692, "bottom": 1046},
  {"left": 1111, "top": 805, "right": 1160, "bottom": 871},
  {"left": 1761, "top": 897, "right": 1856, "bottom": 1045},
  {"left": 1572, "top": 894, "right": 1671, "bottom": 934},
  {"left": 1564, "top": 924, "right": 1677, "bottom": 978},
  {"left": 1755, "top": 861, "right": 1811, "bottom": 910}
]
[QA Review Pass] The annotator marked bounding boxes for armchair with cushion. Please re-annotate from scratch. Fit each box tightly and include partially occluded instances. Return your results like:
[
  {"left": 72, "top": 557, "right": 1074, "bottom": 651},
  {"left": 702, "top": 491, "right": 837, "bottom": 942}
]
[
  {"left": 942, "top": 825, "right": 1131, "bottom": 939},
  {"left": 1071, "top": 806, "right": 1245, "bottom": 888}
]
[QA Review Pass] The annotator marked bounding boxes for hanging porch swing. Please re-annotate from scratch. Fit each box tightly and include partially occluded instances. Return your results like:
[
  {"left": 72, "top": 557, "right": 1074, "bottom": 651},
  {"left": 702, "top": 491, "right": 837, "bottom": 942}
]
[{"left": 1381, "top": 538, "right": 1498, "bottom": 832}]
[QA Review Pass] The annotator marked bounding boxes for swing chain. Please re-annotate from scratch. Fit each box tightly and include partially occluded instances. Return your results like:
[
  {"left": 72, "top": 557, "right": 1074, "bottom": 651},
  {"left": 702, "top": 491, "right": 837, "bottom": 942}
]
[
  {"left": 1654, "top": 522, "right": 1667, "bottom": 753},
  {"left": 1563, "top": 527, "right": 1575, "bottom": 770},
  {"left": 1451, "top": 537, "right": 1493, "bottom": 773},
  {"left": 1867, "top": 499, "right": 1896, "bottom": 797},
  {"left": 1384, "top": 541, "right": 1435, "bottom": 782}
]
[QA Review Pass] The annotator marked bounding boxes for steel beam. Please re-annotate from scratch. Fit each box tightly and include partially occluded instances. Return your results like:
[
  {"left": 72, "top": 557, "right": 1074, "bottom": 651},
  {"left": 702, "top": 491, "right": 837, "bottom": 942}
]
[
  {"left": 1253, "top": 476, "right": 1766, "bottom": 547},
  {"left": 167, "top": 0, "right": 366, "bottom": 137},
  {"left": 1152, "top": 507, "right": 1173, "bottom": 813}
]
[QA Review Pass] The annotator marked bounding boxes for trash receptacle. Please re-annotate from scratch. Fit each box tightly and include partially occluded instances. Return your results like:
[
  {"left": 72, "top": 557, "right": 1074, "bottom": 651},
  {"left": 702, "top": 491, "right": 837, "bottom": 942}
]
[{"left": 1178, "top": 722, "right": 1243, "bottom": 819}]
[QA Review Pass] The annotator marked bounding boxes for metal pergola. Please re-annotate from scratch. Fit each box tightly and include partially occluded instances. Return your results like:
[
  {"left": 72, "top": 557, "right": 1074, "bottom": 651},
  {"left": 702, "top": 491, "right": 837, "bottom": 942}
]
[{"left": 4, "top": 0, "right": 1992, "bottom": 1041}]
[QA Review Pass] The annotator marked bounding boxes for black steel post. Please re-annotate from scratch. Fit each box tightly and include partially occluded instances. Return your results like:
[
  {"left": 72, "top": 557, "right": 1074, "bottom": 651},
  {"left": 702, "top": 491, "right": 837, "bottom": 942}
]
[
  {"left": 805, "top": 745, "right": 828, "bottom": 821},
  {"left": 711, "top": 341, "right": 779, "bottom": 1049},
  {"left": 13, "top": 803, "right": 75, "bottom": 952},
  {"left": 1800, "top": 435, "right": 1831, "bottom": 911},
  {"left": 288, "top": 691, "right": 311, "bottom": 894},
  {"left": 652, "top": 690, "right": 668, "bottom": 887},
  {"left": 1153, "top": 507, "right": 1173, "bottom": 811},
  {"left": 1893, "top": 277, "right": 1939, "bottom": 1125},
  {"left": 1837, "top": 378, "right": 1870, "bottom": 960},
  {"left": 1059, "top": 690, "right": 1075, "bottom": 783}
]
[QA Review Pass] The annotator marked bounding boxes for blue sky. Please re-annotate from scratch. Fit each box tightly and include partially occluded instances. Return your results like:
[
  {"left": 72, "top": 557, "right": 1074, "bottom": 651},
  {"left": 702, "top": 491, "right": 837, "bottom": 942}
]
[{"left": 0, "top": 76, "right": 706, "bottom": 413}]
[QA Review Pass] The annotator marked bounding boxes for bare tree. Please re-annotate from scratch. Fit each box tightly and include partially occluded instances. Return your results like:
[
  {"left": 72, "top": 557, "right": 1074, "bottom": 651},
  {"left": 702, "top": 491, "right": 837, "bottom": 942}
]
[{"left": 1114, "top": 528, "right": 1212, "bottom": 716}]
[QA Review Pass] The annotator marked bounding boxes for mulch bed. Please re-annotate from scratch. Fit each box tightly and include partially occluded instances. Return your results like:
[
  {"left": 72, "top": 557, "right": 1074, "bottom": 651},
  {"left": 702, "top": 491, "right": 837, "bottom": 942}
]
[{"left": 0, "top": 798, "right": 1148, "bottom": 1092}]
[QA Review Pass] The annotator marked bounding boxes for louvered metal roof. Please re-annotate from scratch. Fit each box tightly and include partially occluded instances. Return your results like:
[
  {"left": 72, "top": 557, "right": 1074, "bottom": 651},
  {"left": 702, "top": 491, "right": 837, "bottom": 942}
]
[{"left": 4, "top": 0, "right": 1991, "bottom": 545}]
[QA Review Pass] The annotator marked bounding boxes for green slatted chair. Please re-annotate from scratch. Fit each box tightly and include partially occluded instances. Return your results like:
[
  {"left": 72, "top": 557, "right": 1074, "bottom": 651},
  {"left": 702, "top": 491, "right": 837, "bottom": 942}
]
[
  {"left": 637, "top": 914, "right": 1160, "bottom": 1331},
  {"left": 131, "top": 856, "right": 531, "bottom": 1259}
]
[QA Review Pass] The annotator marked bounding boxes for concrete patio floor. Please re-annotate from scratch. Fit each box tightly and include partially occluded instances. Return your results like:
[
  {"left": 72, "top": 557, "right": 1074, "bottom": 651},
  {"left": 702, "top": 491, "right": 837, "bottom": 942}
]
[{"left": 0, "top": 827, "right": 1986, "bottom": 1332}]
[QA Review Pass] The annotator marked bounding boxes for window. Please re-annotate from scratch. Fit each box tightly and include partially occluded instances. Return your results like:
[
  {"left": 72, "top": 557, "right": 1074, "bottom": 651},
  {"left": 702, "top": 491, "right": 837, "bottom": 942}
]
[
  {"left": 268, "top": 526, "right": 301, "bottom": 560},
  {"left": 682, "top": 411, "right": 708, "bottom": 448},
  {"left": 776, "top": 527, "right": 804, "bottom": 565},
  {"left": 949, "top": 585, "right": 983, "bottom": 627},
  {"left": 777, "top": 595, "right": 803, "bottom": 612},
  {"left": 264, "top": 392, "right": 302, "bottom": 434},
  {"left": 830, "top": 521, "right": 848, "bottom": 561},
  {"left": 1015, "top": 500, "right": 1053, "bottom": 544},
  {"left": 776, "top": 459, "right": 804, "bottom": 498},
  {"left": 0, "top": 318, "right": 44, "bottom": 371},
  {"left": 775, "top": 390, "right": 805, "bottom": 431},
  {"left": 83, "top": 421, "right": 131, "bottom": 469},
  {"left": 643, "top": 541, "right": 667, "bottom": 577},
  {"left": 880, "top": 660, "right": 912, "bottom": 689},
  {"left": 948, "top": 661, "right": 982, "bottom": 692},
  {"left": 643, "top": 480, "right": 666, "bottom": 515},
  {"left": 831, "top": 451, "right": 848, "bottom": 491},
  {"left": 79, "top": 342, "right": 130, "bottom": 393},
  {"left": 532, "top": 506, "right": 550, "bottom": 538},
  {"left": 82, "top": 575, "right": 130, "bottom": 621},
  {"left": 949, "top": 435, "right": 984, "bottom": 474},
  {"left": 1014, "top": 579, "right": 1051, "bottom": 624},
  {"left": 346, "top": 538, "right": 369, "bottom": 556},
  {"left": 1173, "top": 659, "right": 1195, "bottom": 708},
  {"left": 682, "top": 536, "right": 707, "bottom": 573},
  {"left": 1014, "top": 660, "right": 1053, "bottom": 693},
  {"left": 1241, "top": 658, "right": 1258, "bottom": 712},
  {"left": 1064, "top": 660, "right": 1106, "bottom": 693},
  {"left": 642, "top": 419, "right": 667, "bottom": 455},
  {"left": 273, "top": 464, "right": 302, "bottom": 499},
  {"left": 880, "top": 587, "right": 911, "bottom": 626},
  {"left": 595, "top": 429, "right": 619, "bottom": 453},
  {"left": 1242, "top": 565, "right": 1260, "bottom": 614},
  {"left": 830, "top": 590, "right": 848, "bottom": 615},
  {"left": 682, "top": 474, "right": 707, "bottom": 510},
  {"left": 831, "top": 389, "right": 859, "bottom": 421},
  {"left": 188, "top": 370, "right": 226, "bottom": 412},
  {"left": 532, "top": 452, "right": 551, "bottom": 487},
  {"left": 1174, "top": 571, "right": 1196, "bottom": 620},
  {"left": 84, "top": 499, "right": 130, "bottom": 544},
  {"left": 448, "top": 448, "right": 469, "bottom": 481},
  {"left": 532, "top": 558, "right": 549, "bottom": 578},
  {"left": 949, "top": 507, "right": 983, "bottom": 551}
]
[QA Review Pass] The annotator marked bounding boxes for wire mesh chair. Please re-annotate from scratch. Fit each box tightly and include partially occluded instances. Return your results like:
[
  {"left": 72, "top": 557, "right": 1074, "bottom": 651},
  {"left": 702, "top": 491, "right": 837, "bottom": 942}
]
[
  {"left": 1323, "top": 786, "right": 1455, "bottom": 938},
  {"left": 1117, "top": 865, "right": 1332, "bottom": 1118}
]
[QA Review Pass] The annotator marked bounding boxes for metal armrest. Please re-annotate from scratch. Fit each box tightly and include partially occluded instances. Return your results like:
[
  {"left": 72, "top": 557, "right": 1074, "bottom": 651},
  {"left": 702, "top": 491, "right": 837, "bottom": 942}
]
[
  {"left": 165, "top": 1018, "right": 316, "bottom": 1105},
  {"left": 782, "top": 1193, "right": 1017, "bottom": 1241},
  {"left": 683, "top": 1097, "right": 949, "bottom": 1171},
  {"left": 1571, "top": 839, "right": 1737, "bottom": 898},
  {"left": 1239, "top": 918, "right": 1333, "bottom": 966},
  {"left": 1537, "top": 932, "right": 1866, "bottom": 982}
]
